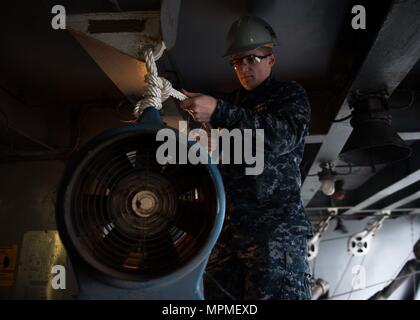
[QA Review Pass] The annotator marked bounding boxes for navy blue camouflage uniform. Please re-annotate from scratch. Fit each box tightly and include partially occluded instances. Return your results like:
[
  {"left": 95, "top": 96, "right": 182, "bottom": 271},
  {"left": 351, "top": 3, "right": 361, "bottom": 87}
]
[{"left": 204, "top": 75, "right": 314, "bottom": 300}]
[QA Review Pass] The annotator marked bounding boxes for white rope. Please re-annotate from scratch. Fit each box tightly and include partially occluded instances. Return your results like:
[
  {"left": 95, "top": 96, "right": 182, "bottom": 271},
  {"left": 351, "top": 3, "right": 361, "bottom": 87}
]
[
  {"left": 134, "top": 46, "right": 186, "bottom": 117},
  {"left": 133, "top": 45, "right": 216, "bottom": 153}
]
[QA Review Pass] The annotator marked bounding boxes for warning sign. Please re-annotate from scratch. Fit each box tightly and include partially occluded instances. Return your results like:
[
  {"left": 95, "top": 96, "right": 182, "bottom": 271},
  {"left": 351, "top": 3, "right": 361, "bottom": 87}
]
[{"left": 0, "top": 245, "right": 18, "bottom": 287}]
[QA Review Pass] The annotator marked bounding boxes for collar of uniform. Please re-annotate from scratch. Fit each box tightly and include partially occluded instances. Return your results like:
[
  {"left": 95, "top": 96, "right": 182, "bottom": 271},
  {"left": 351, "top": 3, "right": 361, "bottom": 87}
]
[{"left": 238, "top": 73, "right": 275, "bottom": 100}]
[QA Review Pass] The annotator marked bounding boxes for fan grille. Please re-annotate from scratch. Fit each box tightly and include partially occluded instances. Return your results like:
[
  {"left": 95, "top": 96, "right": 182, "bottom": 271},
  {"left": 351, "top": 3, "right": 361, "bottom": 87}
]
[{"left": 63, "top": 134, "right": 218, "bottom": 281}]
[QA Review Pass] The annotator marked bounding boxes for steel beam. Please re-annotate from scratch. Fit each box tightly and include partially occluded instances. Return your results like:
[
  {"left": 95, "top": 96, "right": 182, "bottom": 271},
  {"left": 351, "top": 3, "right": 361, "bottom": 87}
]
[
  {"left": 377, "top": 191, "right": 420, "bottom": 213},
  {"left": 305, "top": 132, "right": 420, "bottom": 144},
  {"left": 301, "top": 1, "right": 420, "bottom": 205},
  {"left": 306, "top": 207, "right": 420, "bottom": 213},
  {"left": 398, "top": 132, "right": 420, "bottom": 141},
  {"left": 338, "top": 141, "right": 420, "bottom": 215},
  {"left": 305, "top": 135, "right": 326, "bottom": 144},
  {"left": 341, "top": 170, "right": 420, "bottom": 215}
]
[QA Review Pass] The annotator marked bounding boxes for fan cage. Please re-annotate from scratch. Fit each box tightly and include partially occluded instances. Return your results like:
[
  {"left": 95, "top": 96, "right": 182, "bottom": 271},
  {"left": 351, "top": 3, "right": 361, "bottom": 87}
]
[{"left": 62, "top": 133, "right": 219, "bottom": 281}]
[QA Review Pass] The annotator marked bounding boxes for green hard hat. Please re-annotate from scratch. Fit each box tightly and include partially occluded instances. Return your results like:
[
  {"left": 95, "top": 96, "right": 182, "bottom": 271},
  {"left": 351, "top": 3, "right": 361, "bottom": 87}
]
[{"left": 224, "top": 15, "right": 277, "bottom": 57}]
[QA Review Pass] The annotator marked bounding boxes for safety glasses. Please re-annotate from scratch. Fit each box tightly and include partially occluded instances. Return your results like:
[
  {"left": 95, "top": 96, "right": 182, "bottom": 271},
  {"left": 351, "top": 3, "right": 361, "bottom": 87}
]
[{"left": 229, "top": 54, "right": 271, "bottom": 69}]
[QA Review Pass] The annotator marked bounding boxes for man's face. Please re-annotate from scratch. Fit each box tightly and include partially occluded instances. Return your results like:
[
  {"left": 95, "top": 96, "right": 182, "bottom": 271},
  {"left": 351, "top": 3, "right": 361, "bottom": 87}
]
[{"left": 229, "top": 47, "right": 275, "bottom": 90}]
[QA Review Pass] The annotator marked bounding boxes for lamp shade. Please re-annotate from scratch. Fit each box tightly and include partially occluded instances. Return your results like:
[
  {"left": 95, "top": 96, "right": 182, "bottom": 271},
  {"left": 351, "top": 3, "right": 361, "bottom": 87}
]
[{"left": 339, "top": 119, "right": 411, "bottom": 165}]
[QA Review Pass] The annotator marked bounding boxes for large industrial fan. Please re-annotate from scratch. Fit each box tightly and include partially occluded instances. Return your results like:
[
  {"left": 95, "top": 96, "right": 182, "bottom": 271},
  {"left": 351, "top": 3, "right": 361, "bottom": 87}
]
[{"left": 56, "top": 107, "right": 225, "bottom": 299}]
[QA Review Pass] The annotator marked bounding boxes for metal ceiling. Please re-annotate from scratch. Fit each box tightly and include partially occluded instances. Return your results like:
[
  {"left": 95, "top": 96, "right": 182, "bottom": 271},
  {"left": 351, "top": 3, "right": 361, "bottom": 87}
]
[
  {"left": 1, "top": 0, "right": 420, "bottom": 301},
  {"left": 1, "top": 0, "right": 420, "bottom": 213}
]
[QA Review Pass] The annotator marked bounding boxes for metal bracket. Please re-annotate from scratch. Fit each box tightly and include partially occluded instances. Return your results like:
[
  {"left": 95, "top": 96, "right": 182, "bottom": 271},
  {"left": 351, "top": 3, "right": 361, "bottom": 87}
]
[
  {"left": 66, "top": 0, "right": 181, "bottom": 61},
  {"left": 308, "top": 208, "right": 339, "bottom": 261}
]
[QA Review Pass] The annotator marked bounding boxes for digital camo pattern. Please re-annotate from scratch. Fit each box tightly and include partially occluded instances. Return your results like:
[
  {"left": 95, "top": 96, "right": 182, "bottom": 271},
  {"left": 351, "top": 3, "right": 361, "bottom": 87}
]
[{"left": 205, "top": 75, "right": 314, "bottom": 299}]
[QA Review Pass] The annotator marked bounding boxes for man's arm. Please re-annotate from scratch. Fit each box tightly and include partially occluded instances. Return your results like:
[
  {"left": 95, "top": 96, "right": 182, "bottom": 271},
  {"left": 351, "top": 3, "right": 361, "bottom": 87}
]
[{"left": 210, "top": 81, "right": 310, "bottom": 155}]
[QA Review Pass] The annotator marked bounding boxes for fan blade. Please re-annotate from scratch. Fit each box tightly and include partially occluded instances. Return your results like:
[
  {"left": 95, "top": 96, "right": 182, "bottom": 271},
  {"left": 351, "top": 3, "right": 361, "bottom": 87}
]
[
  {"left": 135, "top": 148, "right": 162, "bottom": 171},
  {"left": 79, "top": 194, "right": 111, "bottom": 227},
  {"left": 85, "top": 148, "right": 135, "bottom": 190},
  {"left": 144, "top": 228, "right": 180, "bottom": 271},
  {"left": 164, "top": 164, "right": 201, "bottom": 195},
  {"left": 135, "top": 148, "right": 145, "bottom": 169},
  {"left": 96, "top": 227, "right": 137, "bottom": 267},
  {"left": 173, "top": 200, "right": 210, "bottom": 237}
]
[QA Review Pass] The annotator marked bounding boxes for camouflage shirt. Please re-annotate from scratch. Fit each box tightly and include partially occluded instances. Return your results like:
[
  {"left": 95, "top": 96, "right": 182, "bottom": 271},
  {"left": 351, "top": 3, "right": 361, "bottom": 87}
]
[{"left": 210, "top": 75, "right": 314, "bottom": 237}]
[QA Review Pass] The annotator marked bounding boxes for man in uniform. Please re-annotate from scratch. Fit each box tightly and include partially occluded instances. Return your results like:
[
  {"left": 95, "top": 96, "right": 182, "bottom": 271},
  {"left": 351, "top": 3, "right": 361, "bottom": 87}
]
[{"left": 180, "top": 16, "right": 314, "bottom": 300}]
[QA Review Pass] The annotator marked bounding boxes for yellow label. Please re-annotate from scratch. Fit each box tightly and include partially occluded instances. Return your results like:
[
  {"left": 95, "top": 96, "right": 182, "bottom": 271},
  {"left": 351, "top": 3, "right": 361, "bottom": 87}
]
[{"left": 0, "top": 245, "right": 18, "bottom": 287}]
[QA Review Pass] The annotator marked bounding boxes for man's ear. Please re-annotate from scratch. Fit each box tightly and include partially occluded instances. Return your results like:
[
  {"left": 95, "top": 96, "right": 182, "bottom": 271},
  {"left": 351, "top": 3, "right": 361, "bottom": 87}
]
[{"left": 269, "top": 54, "right": 275, "bottom": 66}]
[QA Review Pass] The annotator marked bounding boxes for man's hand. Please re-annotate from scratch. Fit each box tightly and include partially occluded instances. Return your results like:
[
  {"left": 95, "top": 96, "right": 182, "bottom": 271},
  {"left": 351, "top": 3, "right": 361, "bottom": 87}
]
[{"left": 179, "top": 89, "right": 218, "bottom": 123}]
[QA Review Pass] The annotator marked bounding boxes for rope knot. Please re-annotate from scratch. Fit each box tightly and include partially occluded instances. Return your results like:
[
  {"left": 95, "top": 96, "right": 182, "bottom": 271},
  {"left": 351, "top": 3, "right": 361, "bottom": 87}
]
[{"left": 134, "top": 48, "right": 187, "bottom": 117}]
